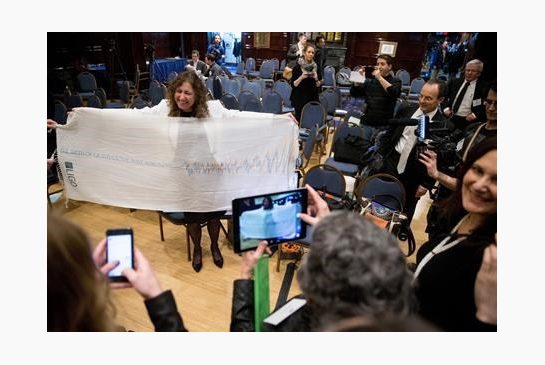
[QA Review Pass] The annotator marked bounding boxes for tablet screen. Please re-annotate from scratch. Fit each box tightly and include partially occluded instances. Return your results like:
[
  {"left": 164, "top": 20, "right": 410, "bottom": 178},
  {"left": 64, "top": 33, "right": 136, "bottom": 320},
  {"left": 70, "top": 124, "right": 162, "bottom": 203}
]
[{"left": 232, "top": 188, "right": 308, "bottom": 253}]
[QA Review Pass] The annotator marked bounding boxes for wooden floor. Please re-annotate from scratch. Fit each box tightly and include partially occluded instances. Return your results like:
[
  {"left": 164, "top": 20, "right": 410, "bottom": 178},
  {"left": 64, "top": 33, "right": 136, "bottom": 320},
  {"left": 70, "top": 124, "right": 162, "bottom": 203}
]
[{"left": 48, "top": 126, "right": 432, "bottom": 332}]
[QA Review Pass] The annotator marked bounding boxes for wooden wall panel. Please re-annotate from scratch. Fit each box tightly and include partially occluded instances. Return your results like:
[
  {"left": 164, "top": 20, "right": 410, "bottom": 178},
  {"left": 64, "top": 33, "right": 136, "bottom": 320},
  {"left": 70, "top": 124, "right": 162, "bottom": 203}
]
[
  {"left": 346, "top": 32, "right": 429, "bottom": 79},
  {"left": 241, "top": 32, "right": 290, "bottom": 67}
]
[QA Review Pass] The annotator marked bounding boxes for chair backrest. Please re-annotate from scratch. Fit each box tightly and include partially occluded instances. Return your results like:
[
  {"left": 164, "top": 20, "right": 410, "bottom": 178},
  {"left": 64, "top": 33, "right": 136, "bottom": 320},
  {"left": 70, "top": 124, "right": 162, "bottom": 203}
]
[
  {"left": 54, "top": 100, "right": 68, "bottom": 124},
  {"left": 66, "top": 94, "right": 83, "bottom": 110},
  {"left": 220, "top": 93, "right": 240, "bottom": 110},
  {"left": 355, "top": 173, "right": 406, "bottom": 212},
  {"left": 223, "top": 78, "right": 241, "bottom": 97},
  {"left": 270, "top": 58, "right": 279, "bottom": 72},
  {"left": 167, "top": 71, "right": 178, "bottom": 83},
  {"left": 119, "top": 80, "right": 131, "bottom": 104},
  {"left": 77, "top": 71, "right": 98, "bottom": 92},
  {"left": 87, "top": 94, "right": 102, "bottom": 108},
  {"left": 130, "top": 95, "right": 151, "bottom": 109},
  {"left": 303, "top": 164, "right": 346, "bottom": 198},
  {"left": 323, "top": 65, "right": 336, "bottom": 88},
  {"left": 242, "top": 80, "right": 262, "bottom": 99},
  {"left": 236, "top": 61, "right": 246, "bottom": 75},
  {"left": 273, "top": 79, "right": 292, "bottom": 108},
  {"left": 262, "top": 91, "right": 283, "bottom": 114},
  {"left": 259, "top": 60, "right": 275, "bottom": 79},
  {"left": 300, "top": 101, "right": 326, "bottom": 130},
  {"left": 149, "top": 82, "right": 166, "bottom": 106},
  {"left": 393, "top": 98, "right": 404, "bottom": 118},
  {"left": 239, "top": 90, "right": 262, "bottom": 112},
  {"left": 300, "top": 124, "right": 319, "bottom": 171},
  {"left": 212, "top": 76, "right": 224, "bottom": 100},
  {"left": 245, "top": 57, "right": 256, "bottom": 72},
  {"left": 408, "top": 77, "right": 425, "bottom": 95},
  {"left": 279, "top": 59, "right": 286, "bottom": 71},
  {"left": 395, "top": 69, "right": 411, "bottom": 86},
  {"left": 319, "top": 88, "right": 338, "bottom": 115},
  {"left": 94, "top": 87, "right": 108, "bottom": 108}
]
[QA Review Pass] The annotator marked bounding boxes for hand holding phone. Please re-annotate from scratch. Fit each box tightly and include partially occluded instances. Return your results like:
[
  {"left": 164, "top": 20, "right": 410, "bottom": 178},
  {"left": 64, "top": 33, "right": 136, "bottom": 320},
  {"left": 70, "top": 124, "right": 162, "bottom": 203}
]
[{"left": 106, "top": 228, "right": 134, "bottom": 282}]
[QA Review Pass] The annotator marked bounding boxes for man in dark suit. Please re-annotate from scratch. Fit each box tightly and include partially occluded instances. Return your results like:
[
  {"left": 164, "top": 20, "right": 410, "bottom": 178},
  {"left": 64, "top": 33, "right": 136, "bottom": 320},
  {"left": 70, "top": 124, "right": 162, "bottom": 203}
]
[
  {"left": 377, "top": 79, "right": 448, "bottom": 222},
  {"left": 204, "top": 53, "right": 224, "bottom": 78},
  {"left": 443, "top": 59, "right": 487, "bottom": 131},
  {"left": 187, "top": 50, "right": 207, "bottom": 75}
]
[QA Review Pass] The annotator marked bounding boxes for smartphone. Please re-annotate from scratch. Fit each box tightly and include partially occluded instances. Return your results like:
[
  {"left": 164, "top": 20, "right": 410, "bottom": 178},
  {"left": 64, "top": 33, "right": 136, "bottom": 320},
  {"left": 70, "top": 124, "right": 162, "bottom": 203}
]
[
  {"left": 105, "top": 228, "right": 134, "bottom": 282},
  {"left": 232, "top": 188, "right": 308, "bottom": 253}
]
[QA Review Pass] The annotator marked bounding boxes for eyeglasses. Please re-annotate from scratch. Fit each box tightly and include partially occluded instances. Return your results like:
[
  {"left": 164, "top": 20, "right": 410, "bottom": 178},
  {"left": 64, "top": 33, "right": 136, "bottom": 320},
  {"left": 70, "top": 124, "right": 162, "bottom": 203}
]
[{"left": 484, "top": 99, "right": 497, "bottom": 108}]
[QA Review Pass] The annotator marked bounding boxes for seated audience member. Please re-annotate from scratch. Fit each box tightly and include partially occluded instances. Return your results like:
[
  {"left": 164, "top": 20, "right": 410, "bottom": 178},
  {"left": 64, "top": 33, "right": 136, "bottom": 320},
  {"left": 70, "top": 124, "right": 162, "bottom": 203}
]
[
  {"left": 204, "top": 53, "right": 224, "bottom": 78},
  {"left": 413, "top": 137, "right": 497, "bottom": 331},
  {"left": 420, "top": 82, "right": 497, "bottom": 239},
  {"left": 48, "top": 213, "right": 186, "bottom": 331},
  {"left": 230, "top": 188, "right": 416, "bottom": 331},
  {"left": 187, "top": 50, "right": 207, "bottom": 75},
  {"left": 442, "top": 59, "right": 487, "bottom": 131}
]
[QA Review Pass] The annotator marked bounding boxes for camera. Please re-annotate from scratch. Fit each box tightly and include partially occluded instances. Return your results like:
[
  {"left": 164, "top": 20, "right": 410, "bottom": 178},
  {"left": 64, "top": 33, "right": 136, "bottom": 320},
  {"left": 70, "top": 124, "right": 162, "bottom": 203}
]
[
  {"left": 414, "top": 120, "right": 463, "bottom": 187},
  {"left": 303, "top": 63, "right": 314, "bottom": 72},
  {"left": 364, "top": 65, "right": 375, "bottom": 78}
]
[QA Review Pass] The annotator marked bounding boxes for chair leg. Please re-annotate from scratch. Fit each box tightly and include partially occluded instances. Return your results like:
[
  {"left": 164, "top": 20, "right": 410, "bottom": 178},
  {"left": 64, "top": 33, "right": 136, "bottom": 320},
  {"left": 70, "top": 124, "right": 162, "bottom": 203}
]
[
  {"left": 276, "top": 247, "right": 281, "bottom": 272},
  {"left": 185, "top": 225, "right": 192, "bottom": 262},
  {"left": 158, "top": 213, "right": 165, "bottom": 241}
]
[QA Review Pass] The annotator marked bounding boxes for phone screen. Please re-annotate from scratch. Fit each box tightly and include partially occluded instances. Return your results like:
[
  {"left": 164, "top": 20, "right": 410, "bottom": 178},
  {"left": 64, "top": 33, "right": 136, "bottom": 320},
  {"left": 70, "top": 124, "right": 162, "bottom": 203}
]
[
  {"left": 106, "top": 229, "right": 134, "bottom": 281},
  {"left": 232, "top": 188, "right": 308, "bottom": 253}
]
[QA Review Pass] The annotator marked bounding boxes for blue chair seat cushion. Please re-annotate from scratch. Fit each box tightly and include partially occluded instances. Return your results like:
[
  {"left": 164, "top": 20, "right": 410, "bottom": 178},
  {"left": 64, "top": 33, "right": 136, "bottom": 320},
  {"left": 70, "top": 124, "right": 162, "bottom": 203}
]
[{"left": 325, "top": 157, "right": 359, "bottom": 176}]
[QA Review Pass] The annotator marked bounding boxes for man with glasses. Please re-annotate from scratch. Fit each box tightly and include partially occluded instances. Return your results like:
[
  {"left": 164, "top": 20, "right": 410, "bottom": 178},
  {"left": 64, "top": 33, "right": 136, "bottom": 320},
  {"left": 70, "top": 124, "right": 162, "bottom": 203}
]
[{"left": 442, "top": 59, "right": 487, "bottom": 131}]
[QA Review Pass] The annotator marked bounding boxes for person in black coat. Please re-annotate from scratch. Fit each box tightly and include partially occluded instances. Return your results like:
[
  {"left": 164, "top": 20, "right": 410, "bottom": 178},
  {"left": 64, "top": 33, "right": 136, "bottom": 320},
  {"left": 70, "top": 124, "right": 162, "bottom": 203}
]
[
  {"left": 350, "top": 54, "right": 402, "bottom": 127},
  {"left": 48, "top": 213, "right": 186, "bottom": 331},
  {"left": 442, "top": 59, "right": 487, "bottom": 131},
  {"left": 289, "top": 43, "right": 320, "bottom": 122},
  {"left": 414, "top": 137, "right": 497, "bottom": 331},
  {"left": 230, "top": 187, "right": 416, "bottom": 332}
]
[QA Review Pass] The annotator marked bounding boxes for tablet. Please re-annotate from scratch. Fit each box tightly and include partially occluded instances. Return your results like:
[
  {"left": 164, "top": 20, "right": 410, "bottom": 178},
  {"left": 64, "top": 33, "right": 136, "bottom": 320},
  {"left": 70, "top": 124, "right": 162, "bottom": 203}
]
[{"left": 232, "top": 188, "right": 308, "bottom": 253}]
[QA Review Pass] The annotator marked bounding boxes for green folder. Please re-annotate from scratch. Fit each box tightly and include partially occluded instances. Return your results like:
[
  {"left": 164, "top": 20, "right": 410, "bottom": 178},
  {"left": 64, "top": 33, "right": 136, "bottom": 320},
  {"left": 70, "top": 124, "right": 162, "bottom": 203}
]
[{"left": 253, "top": 254, "right": 270, "bottom": 332}]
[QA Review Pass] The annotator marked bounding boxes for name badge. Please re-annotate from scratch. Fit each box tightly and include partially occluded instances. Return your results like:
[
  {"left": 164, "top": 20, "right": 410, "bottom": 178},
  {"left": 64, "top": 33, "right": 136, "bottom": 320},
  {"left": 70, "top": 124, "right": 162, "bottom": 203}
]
[{"left": 473, "top": 98, "right": 482, "bottom": 107}]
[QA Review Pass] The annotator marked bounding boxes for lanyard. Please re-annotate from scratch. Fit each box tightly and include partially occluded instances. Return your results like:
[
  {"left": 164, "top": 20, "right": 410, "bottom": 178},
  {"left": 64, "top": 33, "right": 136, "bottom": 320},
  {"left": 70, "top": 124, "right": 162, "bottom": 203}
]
[{"left": 413, "top": 215, "right": 469, "bottom": 281}]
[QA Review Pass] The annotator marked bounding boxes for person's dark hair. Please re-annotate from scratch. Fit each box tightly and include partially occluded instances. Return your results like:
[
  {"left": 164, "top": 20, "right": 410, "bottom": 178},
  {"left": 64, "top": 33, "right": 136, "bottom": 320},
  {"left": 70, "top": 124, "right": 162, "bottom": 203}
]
[
  {"left": 192, "top": 50, "right": 200, "bottom": 57},
  {"left": 425, "top": 79, "right": 447, "bottom": 99},
  {"left": 483, "top": 81, "right": 497, "bottom": 98},
  {"left": 315, "top": 35, "right": 325, "bottom": 45},
  {"left": 205, "top": 53, "right": 216, "bottom": 63},
  {"left": 297, "top": 211, "right": 415, "bottom": 328},
  {"left": 167, "top": 71, "right": 209, "bottom": 118},
  {"left": 298, "top": 32, "right": 306, "bottom": 39},
  {"left": 377, "top": 54, "right": 394, "bottom": 66},
  {"left": 443, "top": 136, "right": 497, "bottom": 240},
  {"left": 48, "top": 213, "right": 116, "bottom": 331},
  {"left": 262, "top": 196, "right": 273, "bottom": 210}
]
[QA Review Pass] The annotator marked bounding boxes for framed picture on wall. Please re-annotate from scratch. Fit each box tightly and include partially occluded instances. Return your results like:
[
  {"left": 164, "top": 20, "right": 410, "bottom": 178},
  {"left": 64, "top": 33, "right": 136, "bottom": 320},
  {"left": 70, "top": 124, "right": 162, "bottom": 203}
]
[{"left": 378, "top": 41, "right": 397, "bottom": 57}]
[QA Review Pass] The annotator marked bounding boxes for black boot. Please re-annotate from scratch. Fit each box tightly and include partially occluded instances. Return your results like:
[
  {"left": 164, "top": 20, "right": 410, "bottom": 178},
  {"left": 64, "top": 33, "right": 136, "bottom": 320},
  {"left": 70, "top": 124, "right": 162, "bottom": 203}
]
[
  {"left": 192, "top": 244, "right": 202, "bottom": 272},
  {"left": 210, "top": 243, "right": 224, "bottom": 268}
]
